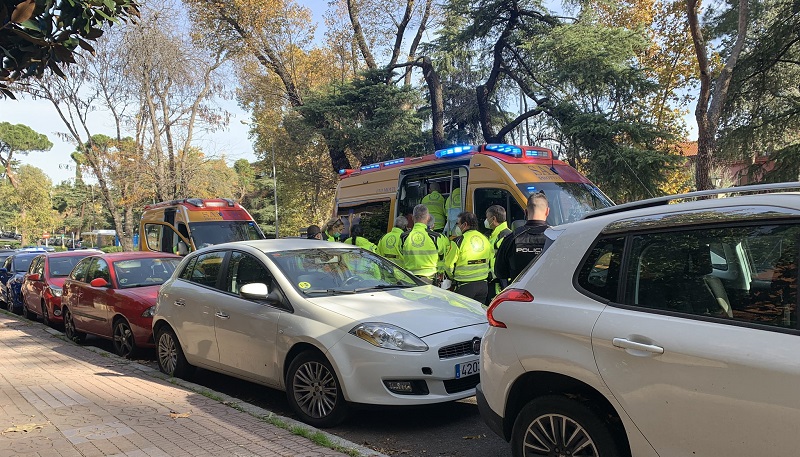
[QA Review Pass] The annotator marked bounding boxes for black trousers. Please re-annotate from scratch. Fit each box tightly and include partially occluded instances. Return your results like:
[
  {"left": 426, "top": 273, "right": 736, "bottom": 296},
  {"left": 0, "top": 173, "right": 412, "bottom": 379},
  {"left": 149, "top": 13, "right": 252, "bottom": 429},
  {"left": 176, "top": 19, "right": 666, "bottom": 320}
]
[{"left": 455, "top": 280, "right": 488, "bottom": 304}]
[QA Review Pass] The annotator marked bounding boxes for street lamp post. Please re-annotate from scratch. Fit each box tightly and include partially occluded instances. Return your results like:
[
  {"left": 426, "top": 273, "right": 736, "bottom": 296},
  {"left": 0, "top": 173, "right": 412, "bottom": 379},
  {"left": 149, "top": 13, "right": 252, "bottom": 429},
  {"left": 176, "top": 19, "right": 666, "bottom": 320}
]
[{"left": 272, "top": 141, "right": 279, "bottom": 238}]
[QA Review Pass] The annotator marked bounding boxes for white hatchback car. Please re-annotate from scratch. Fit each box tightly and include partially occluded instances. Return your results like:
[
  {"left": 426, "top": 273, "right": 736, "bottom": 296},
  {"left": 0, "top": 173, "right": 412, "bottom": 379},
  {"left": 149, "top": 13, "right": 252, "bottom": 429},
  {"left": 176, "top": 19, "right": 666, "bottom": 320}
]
[
  {"left": 478, "top": 184, "right": 800, "bottom": 457},
  {"left": 153, "top": 239, "right": 487, "bottom": 427}
]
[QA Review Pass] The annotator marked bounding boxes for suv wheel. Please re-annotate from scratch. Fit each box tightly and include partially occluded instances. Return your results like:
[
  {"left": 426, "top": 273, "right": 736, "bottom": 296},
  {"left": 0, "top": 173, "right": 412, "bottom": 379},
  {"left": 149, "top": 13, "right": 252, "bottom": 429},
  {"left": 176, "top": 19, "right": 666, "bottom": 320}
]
[
  {"left": 286, "top": 351, "right": 348, "bottom": 428},
  {"left": 511, "top": 395, "right": 621, "bottom": 457}
]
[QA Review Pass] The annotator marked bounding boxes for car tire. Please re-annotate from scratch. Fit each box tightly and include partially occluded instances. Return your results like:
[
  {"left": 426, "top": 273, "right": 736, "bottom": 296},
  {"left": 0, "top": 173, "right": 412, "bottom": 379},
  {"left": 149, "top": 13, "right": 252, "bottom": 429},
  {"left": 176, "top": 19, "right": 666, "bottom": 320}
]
[
  {"left": 156, "top": 327, "right": 194, "bottom": 379},
  {"left": 21, "top": 299, "right": 31, "bottom": 319},
  {"left": 112, "top": 318, "right": 138, "bottom": 359},
  {"left": 511, "top": 395, "right": 622, "bottom": 457},
  {"left": 285, "top": 351, "right": 348, "bottom": 428},
  {"left": 63, "top": 308, "right": 86, "bottom": 344},
  {"left": 41, "top": 302, "right": 51, "bottom": 328}
]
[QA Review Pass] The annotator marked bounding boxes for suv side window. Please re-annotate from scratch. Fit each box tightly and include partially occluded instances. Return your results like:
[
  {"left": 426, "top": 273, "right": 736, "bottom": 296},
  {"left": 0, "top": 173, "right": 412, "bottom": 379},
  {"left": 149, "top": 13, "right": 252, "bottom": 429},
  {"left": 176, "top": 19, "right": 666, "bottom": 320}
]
[
  {"left": 187, "top": 251, "right": 226, "bottom": 289},
  {"left": 625, "top": 224, "right": 798, "bottom": 329},
  {"left": 576, "top": 237, "right": 625, "bottom": 302},
  {"left": 225, "top": 251, "right": 271, "bottom": 295}
]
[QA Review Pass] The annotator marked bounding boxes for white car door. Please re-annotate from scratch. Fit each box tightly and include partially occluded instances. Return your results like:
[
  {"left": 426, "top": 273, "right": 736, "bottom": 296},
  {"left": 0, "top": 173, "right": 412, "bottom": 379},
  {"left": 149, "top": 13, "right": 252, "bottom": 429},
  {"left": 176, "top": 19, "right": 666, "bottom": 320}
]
[
  {"left": 214, "top": 251, "right": 283, "bottom": 386},
  {"left": 591, "top": 223, "right": 800, "bottom": 457}
]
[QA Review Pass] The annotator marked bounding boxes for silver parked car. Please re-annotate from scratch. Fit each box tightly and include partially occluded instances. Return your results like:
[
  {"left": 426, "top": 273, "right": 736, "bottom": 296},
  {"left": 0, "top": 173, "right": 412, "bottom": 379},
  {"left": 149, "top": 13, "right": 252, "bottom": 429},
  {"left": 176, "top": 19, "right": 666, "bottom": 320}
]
[
  {"left": 153, "top": 239, "right": 487, "bottom": 427},
  {"left": 478, "top": 183, "right": 800, "bottom": 457}
]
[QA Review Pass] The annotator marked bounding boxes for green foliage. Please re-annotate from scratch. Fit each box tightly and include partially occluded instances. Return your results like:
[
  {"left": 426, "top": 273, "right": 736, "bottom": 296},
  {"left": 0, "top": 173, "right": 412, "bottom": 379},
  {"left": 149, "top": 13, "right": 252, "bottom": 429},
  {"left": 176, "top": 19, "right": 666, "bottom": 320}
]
[
  {"left": 0, "top": 122, "right": 53, "bottom": 156},
  {"left": 100, "top": 246, "right": 124, "bottom": 253},
  {"left": 718, "top": 0, "right": 800, "bottom": 177},
  {"left": 358, "top": 202, "right": 390, "bottom": 244},
  {"left": 298, "top": 69, "right": 429, "bottom": 166},
  {"left": 0, "top": 0, "right": 140, "bottom": 98}
]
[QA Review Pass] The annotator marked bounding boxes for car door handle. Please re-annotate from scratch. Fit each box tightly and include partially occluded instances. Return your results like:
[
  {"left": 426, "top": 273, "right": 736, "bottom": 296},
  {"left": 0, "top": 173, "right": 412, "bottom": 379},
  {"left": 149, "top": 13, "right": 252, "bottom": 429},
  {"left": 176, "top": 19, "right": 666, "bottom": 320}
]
[
  {"left": 612, "top": 338, "right": 664, "bottom": 354},
  {"left": 215, "top": 311, "right": 229, "bottom": 319},
  {"left": 174, "top": 299, "right": 185, "bottom": 307}
]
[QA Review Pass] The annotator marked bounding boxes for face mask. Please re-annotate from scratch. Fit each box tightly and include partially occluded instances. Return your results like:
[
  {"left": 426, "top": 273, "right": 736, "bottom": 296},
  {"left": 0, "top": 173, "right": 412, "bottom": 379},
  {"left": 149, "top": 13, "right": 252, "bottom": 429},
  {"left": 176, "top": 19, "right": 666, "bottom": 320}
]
[
  {"left": 452, "top": 226, "right": 462, "bottom": 237},
  {"left": 484, "top": 218, "right": 491, "bottom": 229},
  {"left": 334, "top": 232, "right": 341, "bottom": 240}
]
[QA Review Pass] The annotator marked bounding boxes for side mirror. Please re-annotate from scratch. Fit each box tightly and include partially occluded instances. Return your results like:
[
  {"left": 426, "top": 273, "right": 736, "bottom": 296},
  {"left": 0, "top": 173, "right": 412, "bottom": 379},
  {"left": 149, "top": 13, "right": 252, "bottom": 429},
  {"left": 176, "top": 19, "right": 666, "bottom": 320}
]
[
  {"left": 240, "top": 282, "right": 270, "bottom": 300},
  {"left": 27, "top": 273, "right": 41, "bottom": 282},
  {"left": 90, "top": 277, "right": 109, "bottom": 288},
  {"left": 177, "top": 240, "right": 189, "bottom": 256}
]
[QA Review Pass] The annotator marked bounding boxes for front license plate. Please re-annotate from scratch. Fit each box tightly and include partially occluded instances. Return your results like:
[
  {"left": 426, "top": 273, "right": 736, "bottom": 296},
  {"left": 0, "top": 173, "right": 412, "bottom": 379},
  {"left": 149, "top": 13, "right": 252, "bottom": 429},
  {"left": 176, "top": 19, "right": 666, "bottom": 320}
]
[{"left": 455, "top": 359, "right": 479, "bottom": 379}]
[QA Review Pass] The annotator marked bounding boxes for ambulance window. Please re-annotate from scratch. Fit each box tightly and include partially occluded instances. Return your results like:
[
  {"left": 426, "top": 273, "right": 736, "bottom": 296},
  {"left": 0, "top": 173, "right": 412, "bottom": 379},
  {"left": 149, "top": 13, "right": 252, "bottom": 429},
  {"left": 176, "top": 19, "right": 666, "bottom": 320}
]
[
  {"left": 144, "top": 224, "right": 163, "bottom": 252},
  {"left": 473, "top": 188, "right": 525, "bottom": 236},
  {"left": 337, "top": 201, "right": 390, "bottom": 239}
]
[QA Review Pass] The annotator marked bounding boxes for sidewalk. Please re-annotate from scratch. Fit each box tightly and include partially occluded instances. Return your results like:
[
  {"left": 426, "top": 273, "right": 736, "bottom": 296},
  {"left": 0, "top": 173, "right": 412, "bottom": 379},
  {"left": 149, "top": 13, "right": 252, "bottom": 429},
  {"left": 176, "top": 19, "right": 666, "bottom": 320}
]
[{"left": 0, "top": 313, "right": 381, "bottom": 457}]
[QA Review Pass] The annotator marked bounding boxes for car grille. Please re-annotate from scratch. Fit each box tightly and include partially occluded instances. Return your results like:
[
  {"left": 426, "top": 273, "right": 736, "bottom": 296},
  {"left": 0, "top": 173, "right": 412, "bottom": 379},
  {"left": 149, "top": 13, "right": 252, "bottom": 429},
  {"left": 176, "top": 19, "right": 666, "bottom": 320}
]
[
  {"left": 438, "top": 339, "right": 479, "bottom": 359},
  {"left": 443, "top": 374, "right": 480, "bottom": 394}
]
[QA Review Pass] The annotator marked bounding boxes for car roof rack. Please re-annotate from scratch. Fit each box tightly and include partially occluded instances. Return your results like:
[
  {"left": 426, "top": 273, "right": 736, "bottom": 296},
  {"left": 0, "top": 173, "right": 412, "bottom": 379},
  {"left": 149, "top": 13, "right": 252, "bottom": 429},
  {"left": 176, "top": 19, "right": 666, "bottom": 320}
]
[{"left": 584, "top": 181, "right": 800, "bottom": 220}]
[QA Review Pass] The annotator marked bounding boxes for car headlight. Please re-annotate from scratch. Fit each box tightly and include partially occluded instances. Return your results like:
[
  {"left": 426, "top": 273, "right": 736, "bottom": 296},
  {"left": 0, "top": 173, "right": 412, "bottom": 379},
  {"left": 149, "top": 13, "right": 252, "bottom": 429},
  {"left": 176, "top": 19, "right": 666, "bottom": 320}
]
[
  {"left": 141, "top": 305, "right": 156, "bottom": 318},
  {"left": 349, "top": 323, "right": 428, "bottom": 352},
  {"left": 48, "top": 286, "right": 62, "bottom": 297}
]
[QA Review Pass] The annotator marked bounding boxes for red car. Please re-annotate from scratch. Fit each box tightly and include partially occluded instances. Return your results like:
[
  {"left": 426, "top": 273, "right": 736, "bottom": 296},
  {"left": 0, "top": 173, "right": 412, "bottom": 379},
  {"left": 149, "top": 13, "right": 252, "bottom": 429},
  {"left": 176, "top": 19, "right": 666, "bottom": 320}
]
[
  {"left": 62, "top": 251, "right": 181, "bottom": 358},
  {"left": 21, "top": 250, "right": 100, "bottom": 326}
]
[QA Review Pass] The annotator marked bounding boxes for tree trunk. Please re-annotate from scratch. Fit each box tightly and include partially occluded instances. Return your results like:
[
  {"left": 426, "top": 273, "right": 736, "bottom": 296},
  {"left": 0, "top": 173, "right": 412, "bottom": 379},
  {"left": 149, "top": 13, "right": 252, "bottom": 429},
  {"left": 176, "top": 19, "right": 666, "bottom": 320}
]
[
  {"left": 122, "top": 205, "right": 135, "bottom": 251},
  {"left": 346, "top": 0, "right": 377, "bottom": 69}
]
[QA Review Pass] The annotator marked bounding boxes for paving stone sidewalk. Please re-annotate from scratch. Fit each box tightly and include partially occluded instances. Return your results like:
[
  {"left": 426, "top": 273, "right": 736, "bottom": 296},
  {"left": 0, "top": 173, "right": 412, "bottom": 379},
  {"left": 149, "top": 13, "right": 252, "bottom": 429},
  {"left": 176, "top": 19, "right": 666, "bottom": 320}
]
[{"left": 0, "top": 313, "right": 376, "bottom": 457}]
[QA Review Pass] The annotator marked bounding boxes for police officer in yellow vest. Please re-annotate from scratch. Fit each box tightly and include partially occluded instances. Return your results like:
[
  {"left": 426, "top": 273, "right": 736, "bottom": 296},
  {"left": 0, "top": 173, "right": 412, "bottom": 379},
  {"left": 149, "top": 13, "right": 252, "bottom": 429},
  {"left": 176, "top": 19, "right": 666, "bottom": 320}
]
[
  {"left": 421, "top": 182, "right": 446, "bottom": 232},
  {"left": 485, "top": 205, "right": 512, "bottom": 304},
  {"left": 400, "top": 204, "right": 449, "bottom": 282},
  {"left": 444, "top": 211, "right": 491, "bottom": 303},
  {"left": 377, "top": 216, "right": 408, "bottom": 267}
]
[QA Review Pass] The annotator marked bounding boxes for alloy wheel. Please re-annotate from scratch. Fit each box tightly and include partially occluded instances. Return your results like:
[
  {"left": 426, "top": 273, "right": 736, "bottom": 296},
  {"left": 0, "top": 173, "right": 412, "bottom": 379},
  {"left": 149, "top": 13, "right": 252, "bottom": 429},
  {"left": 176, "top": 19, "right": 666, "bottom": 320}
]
[
  {"left": 113, "top": 320, "right": 135, "bottom": 358},
  {"left": 292, "top": 361, "right": 339, "bottom": 419},
  {"left": 157, "top": 331, "right": 178, "bottom": 375},
  {"left": 522, "top": 414, "right": 599, "bottom": 457},
  {"left": 41, "top": 303, "right": 50, "bottom": 327}
]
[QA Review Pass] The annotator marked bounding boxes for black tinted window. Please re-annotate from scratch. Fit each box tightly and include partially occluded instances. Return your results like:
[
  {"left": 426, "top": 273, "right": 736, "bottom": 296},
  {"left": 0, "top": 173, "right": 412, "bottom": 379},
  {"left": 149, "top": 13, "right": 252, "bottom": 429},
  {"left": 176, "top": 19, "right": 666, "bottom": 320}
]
[
  {"left": 577, "top": 237, "right": 625, "bottom": 302},
  {"left": 625, "top": 225, "right": 799, "bottom": 329},
  {"left": 226, "top": 252, "right": 270, "bottom": 295},
  {"left": 186, "top": 251, "right": 226, "bottom": 289}
]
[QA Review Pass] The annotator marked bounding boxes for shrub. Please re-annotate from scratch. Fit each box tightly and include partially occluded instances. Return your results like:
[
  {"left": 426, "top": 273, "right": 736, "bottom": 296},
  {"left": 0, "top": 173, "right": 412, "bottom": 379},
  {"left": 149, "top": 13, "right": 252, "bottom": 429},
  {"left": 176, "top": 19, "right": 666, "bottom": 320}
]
[{"left": 100, "top": 246, "right": 124, "bottom": 253}]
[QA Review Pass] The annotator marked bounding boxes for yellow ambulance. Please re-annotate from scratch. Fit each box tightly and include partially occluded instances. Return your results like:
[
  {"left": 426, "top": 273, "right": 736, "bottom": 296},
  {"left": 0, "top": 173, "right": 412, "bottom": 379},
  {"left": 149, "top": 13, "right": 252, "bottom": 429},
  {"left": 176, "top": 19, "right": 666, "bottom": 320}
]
[
  {"left": 334, "top": 143, "right": 613, "bottom": 235},
  {"left": 139, "top": 198, "right": 264, "bottom": 254}
]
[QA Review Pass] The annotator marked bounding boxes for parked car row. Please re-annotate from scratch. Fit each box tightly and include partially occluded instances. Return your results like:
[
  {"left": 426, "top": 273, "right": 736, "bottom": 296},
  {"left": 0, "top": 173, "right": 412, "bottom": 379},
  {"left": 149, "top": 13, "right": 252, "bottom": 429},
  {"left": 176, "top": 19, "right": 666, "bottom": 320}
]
[{"left": 9, "top": 238, "right": 489, "bottom": 428}]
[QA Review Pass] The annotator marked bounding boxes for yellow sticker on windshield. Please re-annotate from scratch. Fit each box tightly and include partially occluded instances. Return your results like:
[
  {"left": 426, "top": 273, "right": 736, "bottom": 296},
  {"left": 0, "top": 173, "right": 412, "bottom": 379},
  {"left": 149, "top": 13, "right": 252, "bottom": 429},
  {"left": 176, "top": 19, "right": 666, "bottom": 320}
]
[{"left": 298, "top": 281, "right": 311, "bottom": 289}]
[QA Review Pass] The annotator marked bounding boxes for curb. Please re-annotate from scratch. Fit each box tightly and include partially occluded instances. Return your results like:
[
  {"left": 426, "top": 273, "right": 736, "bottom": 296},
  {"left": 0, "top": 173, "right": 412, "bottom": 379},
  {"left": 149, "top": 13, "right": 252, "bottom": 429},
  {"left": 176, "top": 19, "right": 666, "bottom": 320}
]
[{"left": 31, "top": 319, "right": 388, "bottom": 457}]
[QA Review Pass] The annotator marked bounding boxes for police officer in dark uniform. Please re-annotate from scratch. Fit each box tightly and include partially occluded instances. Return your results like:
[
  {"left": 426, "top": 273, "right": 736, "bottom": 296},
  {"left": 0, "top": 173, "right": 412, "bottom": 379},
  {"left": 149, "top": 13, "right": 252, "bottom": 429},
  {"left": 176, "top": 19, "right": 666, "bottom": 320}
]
[{"left": 494, "top": 192, "right": 550, "bottom": 283}]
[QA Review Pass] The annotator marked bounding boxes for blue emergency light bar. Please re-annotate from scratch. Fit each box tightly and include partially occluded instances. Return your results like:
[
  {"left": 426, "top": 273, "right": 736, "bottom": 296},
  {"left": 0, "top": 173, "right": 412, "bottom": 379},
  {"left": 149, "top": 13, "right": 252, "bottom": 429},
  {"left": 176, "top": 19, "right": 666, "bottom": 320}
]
[
  {"left": 525, "top": 149, "right": 550, "bottom": 158},
  {"left": 360, "top": 163, "right": 381, "bottom": 171},
  {"left": 485, "top": 143, "right": 523, "bottom": 157},
  {"left": 434, "top": 145, "right": 475, "bottom": 158},
  {"left": 383, "top": 158, "right": 405, "bottom": 166},
  {"left": 338, "top": 169, "right": 347, "bottom": 175}
]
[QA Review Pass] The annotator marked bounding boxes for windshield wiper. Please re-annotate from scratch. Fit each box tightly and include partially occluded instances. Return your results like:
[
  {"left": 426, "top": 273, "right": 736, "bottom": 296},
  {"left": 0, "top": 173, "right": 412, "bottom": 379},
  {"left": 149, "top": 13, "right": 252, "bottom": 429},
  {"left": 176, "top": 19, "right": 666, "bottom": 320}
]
[
  {"left": 303, "top": 289, "right": 356, "bottom": 295},
  {"left": 352, "top": 284, "right": 414, "bottom": 293}
]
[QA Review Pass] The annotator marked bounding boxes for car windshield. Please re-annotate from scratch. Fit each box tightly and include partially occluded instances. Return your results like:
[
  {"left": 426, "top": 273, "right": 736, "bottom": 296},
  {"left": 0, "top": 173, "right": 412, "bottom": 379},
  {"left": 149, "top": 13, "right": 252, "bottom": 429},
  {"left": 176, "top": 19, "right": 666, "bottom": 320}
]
[
  {"left": 113, "top": 257, "right": 181, "bottom": 288},
  {"left": 48, "top": 257, "right": 86, "bottom": 277},
  {"left": 267, "top": 248, "right": 423, "bottom": 296},
  {"left": 14, "top": 256, "right": 34, "bottom": 272},
  {"left": 517, "top": 182, "right": 613, "bottom": 225},
  {"left": 189, "top": 221, "right": 264, "bottom": 248}
]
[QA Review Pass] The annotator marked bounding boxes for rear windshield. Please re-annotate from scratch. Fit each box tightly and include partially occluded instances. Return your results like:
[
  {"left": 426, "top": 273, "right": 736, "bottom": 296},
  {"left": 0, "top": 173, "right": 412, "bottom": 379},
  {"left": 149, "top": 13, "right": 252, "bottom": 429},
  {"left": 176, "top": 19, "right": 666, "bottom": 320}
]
[
  {"left": 113, "top": 257, "right": 181, "bottom": 288},
  {"left": 188, "top": 221, "right": 264, "bottom": 248},
  {"left": 518, "top": 182, "right": 613, "bottom": 225},
  {"left": 14, "top": 256, "right": 35, "bottom": 272}
]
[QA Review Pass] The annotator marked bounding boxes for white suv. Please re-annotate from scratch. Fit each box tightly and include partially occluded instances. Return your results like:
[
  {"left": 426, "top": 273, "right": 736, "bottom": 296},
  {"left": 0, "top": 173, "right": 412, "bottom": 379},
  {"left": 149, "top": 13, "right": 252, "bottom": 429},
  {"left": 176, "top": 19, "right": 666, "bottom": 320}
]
[{"left": 478, "top": 184, "right": 800, "bottom": 457}]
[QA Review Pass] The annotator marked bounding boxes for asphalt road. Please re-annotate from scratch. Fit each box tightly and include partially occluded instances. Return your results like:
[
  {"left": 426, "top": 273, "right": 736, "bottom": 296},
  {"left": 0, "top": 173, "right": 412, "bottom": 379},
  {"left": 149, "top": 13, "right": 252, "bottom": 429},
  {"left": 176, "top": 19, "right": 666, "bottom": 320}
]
[{"left": 80, "top": 335, "right": 512, "bottom": 457}]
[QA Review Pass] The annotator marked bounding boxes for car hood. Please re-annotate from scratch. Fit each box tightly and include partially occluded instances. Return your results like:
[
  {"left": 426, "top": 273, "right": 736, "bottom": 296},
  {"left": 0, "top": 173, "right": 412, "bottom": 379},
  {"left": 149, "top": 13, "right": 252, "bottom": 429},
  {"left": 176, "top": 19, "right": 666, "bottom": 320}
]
[
  {"left": 48, "top": 277, "right": 68, "bottom": 289},
  {"left": 305, "top": 285, "right": 487, "bottom": 338},
  {"left": 122, "top": 286, "right": 160, "bottom": 304}
]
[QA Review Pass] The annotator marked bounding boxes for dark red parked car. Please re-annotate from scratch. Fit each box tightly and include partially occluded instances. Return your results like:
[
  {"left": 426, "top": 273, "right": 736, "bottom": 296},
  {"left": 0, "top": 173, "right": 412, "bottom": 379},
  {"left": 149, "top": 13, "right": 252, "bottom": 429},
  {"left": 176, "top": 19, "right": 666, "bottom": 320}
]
[
  {"left": 21, "top": 250, "right": 100, "bottom": 326},
  {"left": 61, "top": 251, "right": 181, "bottom": 358}
]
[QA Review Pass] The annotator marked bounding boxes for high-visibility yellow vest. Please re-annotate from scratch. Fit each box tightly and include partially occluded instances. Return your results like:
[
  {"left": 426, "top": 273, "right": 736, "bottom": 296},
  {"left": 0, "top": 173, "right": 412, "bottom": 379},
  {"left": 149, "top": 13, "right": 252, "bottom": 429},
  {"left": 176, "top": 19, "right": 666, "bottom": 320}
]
[
  {"left": 377, "top": 228, "right": 405, "bottom": 267},
  {"left": 343, "top": 236, "right": 377, "bottom": 252},
  {"left": 445, "top": 229, "right": 491, "bottom": 283},
  {"left": 400, "top": 223, "right": 447, "bottom": 278},
  {"left": 421, "top": 191, "right": 446, "bottom": 230},
  {"left": 488, "top": 221, "right": 511, "bottom": 278}
]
